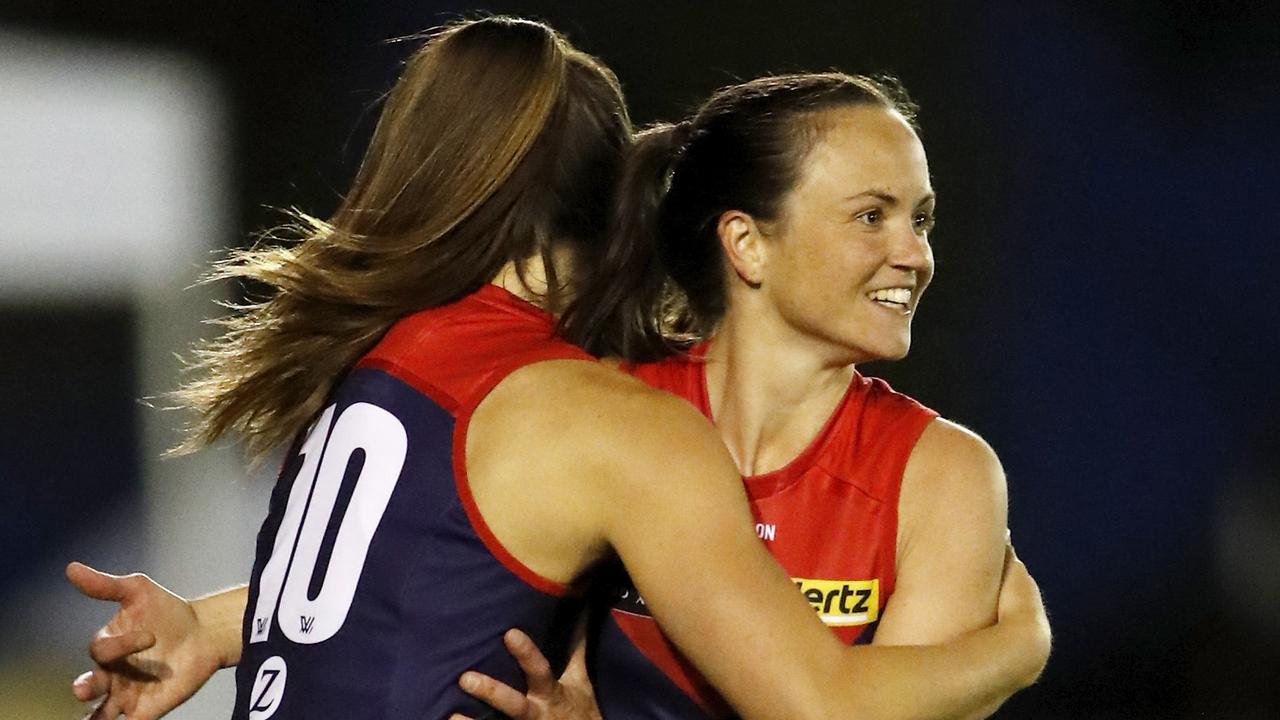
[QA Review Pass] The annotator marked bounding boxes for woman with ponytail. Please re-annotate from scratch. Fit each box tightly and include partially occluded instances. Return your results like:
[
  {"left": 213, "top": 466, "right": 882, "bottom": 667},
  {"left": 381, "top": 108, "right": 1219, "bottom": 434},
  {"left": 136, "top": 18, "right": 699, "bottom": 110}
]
[
  {"left": 457, "top": 74, "right": 1042, "bottom": 719},
  {"left": 68, "top": 27, "right": 1049, "bottom": 720}
]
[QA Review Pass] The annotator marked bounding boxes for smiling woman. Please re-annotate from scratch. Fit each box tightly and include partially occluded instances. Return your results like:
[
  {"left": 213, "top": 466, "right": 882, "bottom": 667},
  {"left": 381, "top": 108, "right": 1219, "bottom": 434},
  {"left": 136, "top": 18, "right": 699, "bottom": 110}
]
[
  {"left": 728, "top": 103, "right": 937, "bottom": 364},
  {"left": 552, "top": 73, "right": 1019, "bottom": 718},
  {"left": 449, "top": 73, "right": 1020, "bottom": 720}
]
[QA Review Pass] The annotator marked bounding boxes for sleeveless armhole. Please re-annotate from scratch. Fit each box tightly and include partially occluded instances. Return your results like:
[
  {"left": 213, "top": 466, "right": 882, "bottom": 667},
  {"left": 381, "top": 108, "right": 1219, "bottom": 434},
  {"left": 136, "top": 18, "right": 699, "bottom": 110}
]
[
  {"left": 450, "top": 349, "right": 597, "bottom": 597},
  {"left": 865, "top": 382, "right": 940, "bottom": 599}
]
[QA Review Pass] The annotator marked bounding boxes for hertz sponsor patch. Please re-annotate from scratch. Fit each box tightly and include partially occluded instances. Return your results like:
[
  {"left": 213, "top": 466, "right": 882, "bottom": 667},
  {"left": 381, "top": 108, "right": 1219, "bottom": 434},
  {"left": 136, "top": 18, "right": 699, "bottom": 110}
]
[{"left": 793, "top": 578, "right": 879, "bottom": 626}]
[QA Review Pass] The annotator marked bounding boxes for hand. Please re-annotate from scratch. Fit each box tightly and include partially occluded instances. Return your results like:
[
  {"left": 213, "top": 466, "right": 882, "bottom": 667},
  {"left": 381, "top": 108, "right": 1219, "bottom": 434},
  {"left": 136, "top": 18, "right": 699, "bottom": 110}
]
[
  {"left": 451, "top": 628, "right": 602, "bottom": 720},
  {"left": 994, "top": 544, "right": 1052, "bottom": 684},
  {"left": 66, "top": 562, "right": 224, "bottom": 720}
]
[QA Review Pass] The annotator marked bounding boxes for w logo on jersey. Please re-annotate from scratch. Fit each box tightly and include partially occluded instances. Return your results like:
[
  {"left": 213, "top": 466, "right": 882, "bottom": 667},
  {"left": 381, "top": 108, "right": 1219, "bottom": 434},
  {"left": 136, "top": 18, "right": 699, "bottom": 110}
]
[{"left": 793, "top": 578, "right": 879, "bottom": 626}]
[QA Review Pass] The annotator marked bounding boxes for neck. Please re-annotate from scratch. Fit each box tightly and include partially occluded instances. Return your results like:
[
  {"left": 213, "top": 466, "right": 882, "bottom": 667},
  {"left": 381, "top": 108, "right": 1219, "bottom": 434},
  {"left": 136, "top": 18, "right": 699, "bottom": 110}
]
[
  {"left": 704, "top": 299, "right": 856, "bottom": 477},
  {"left": 490, "top": 245, "right": 577, "bottom": 312}
]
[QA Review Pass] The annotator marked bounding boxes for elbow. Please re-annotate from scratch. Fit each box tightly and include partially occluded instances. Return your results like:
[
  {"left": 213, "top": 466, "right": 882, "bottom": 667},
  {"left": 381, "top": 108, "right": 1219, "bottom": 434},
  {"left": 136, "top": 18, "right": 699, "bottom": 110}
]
[{"left": 1022, "top": 618, "right": 1053, "bottom": 688}]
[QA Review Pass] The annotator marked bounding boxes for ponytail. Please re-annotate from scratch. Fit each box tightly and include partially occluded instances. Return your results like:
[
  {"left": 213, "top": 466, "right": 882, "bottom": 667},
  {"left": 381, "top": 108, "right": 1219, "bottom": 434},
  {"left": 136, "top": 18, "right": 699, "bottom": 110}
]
[{"left": 559, "top": 121, "right": 697, "bottom": 359}]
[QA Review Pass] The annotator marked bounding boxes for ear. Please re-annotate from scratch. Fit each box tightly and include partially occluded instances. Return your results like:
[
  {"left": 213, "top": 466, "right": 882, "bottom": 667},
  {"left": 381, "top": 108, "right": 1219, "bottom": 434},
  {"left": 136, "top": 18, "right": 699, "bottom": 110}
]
[{"left": 717, "top": 210, "right": 767, "bottom": 288}]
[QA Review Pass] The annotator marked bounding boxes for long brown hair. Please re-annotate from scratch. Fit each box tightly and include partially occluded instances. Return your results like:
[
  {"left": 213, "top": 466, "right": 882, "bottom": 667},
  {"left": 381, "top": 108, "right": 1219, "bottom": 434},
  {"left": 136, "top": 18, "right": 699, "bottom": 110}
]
[{"left": 178, "top": 17, "right": 661, "bottom": 459}]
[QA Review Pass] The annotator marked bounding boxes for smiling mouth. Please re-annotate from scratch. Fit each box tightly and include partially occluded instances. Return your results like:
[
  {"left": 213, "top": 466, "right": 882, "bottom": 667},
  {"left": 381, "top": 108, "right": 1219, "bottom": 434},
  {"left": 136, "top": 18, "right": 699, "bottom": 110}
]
[{"left": 867, "top": 287, "right": 913, "bottom": 314}]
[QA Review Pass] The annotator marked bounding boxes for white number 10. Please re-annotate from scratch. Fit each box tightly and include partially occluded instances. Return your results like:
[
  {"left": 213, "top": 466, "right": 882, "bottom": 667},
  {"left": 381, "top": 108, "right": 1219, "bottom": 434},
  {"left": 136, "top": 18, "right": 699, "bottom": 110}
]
[{"left": 249, "top": 402, "right": 408, "bottom": 645}]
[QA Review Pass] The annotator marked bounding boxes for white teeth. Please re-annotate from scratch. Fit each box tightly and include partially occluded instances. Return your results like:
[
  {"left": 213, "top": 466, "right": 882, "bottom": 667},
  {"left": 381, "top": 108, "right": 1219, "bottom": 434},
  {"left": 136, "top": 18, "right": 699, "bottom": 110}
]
[{"left": 868, "top": 287, "right": 912, "bottom": 305}]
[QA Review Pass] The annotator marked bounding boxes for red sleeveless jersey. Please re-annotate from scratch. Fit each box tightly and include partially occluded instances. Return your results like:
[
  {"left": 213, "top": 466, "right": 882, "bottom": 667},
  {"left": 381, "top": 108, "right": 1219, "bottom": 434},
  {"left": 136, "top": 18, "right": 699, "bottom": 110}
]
[
  {"left": 592, "top": 343, "right": 939, "bottom": 719},
  {"left": 234, "top": 284, "right": 592, "bottom": 720}
]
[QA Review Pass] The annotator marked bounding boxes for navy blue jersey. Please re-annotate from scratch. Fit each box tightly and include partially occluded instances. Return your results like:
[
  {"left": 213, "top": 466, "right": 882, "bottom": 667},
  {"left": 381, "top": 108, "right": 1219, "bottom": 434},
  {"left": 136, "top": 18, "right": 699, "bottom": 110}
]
[{"left": 233, "top": 285, "right": 593, "bottom": 720}]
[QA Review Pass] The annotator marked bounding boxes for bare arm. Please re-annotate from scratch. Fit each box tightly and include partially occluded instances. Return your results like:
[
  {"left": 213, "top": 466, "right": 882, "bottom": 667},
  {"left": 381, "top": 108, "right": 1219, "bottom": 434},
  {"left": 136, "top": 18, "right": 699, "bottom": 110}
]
[
  {"left": 66, "top": 564, "right": 248, "bottom": 720},
  {"left": 472, "top": 362, "right": 1049, "bottom": 720},
  {"left": 874, "top": 419, "right": 1008, "bottom": 647},
  {"left": 72, "top": 369, "right": 1048, "bottom": 720},
  {"left": 870, "top": 420, "right": 1016, "bottom": 720},
  {"left": 191, "top": 583, "right": 249, "bottom": 666},
  {"left": 600, "top": 399, "right": 1044, "bottom": 719}
]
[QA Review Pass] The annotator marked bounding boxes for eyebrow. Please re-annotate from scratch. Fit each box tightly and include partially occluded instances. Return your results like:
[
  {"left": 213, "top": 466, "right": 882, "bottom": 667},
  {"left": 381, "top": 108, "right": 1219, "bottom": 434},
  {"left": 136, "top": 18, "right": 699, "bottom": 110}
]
[{"left": 845, "top": 189, "right": 937, "bottom": 206}]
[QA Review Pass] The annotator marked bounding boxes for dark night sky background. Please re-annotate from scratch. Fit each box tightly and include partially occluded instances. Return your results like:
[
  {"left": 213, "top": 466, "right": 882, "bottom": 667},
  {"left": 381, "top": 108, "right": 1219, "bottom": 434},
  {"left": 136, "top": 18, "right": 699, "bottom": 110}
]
[{"left": 1, "top": 1, "right": 1277, "bottom": 717}]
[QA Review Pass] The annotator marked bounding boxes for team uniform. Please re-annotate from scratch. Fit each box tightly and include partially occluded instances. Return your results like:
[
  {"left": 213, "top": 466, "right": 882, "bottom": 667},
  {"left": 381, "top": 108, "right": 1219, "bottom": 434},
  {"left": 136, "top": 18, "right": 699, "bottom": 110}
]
[
  {"left": 233, "top": 284, "right": 589, "bottom": 720},
  {"left": 592, "top": 344, "right": 939, "bottom": 719}
]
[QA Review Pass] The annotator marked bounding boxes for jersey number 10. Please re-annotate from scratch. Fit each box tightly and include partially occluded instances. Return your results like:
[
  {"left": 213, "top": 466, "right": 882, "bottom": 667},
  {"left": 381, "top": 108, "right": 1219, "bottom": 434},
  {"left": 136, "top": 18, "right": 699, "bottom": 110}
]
[{"left": 248, "top": 402, "right": 408, "bottom": 645}]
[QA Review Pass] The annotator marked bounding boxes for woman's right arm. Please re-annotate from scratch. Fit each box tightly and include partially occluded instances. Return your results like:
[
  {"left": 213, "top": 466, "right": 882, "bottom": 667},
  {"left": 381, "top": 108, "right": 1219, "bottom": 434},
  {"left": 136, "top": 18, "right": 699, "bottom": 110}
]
[
  {"left": 66, "top": 564, "right": 248, "bottom": 720},
  {"left": 561, "top": 372, "right": 1049, "bottom": 720},
  {"left": 466, "top": 360, "right": 1047, "bottom": 720},
  {"left": 71, "top": 363, "right": 1048, "bottom": 720}
]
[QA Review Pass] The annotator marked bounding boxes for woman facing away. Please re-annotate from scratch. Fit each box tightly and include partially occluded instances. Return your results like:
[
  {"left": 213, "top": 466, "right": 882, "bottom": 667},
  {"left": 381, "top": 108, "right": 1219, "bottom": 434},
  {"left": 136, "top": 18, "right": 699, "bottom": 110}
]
[
  {"left": 456, "top": 74, "right": 1027, "bottom": 720},
  {"left": 67, "top": 17, "right": 1050, "bottom": 720}
]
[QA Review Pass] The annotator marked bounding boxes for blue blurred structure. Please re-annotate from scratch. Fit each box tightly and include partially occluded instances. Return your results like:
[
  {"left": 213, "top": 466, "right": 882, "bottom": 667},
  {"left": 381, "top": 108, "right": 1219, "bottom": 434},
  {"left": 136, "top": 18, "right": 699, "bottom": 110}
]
[{"left": 1, "top": 1, "right": 1275, "bottom": 716}]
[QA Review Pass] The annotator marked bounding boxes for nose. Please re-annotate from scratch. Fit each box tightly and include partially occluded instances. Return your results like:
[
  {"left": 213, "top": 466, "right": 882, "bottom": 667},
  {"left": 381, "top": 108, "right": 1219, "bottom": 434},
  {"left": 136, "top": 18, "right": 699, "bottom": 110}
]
[{"left": 888, "top": 220, "right": 932, "bottom": 274}]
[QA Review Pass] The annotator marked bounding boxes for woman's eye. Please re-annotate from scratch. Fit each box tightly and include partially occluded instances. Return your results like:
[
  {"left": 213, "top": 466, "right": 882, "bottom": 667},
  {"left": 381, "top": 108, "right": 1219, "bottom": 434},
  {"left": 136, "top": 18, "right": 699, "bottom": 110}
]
[
  {"left": 913, "top": 212, "right": 936, "bottom": 233},
  {"left": 857, "top": 209, "right": 882, "bottom": 226}
]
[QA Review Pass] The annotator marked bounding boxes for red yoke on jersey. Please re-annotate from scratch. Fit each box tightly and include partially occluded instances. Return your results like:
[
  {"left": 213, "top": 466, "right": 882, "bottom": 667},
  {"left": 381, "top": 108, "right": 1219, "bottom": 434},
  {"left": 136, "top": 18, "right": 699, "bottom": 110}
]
[{"left": 592, "top": 343, "right": 939, "bottom": 719}]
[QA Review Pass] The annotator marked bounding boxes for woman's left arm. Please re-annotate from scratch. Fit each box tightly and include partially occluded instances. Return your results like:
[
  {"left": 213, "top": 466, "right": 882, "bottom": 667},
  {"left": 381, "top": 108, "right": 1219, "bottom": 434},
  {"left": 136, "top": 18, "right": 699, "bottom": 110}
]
[
  {"left": 871, "top": 419, "right": 1011, "bottom": 718},
  {"left": 874, "top": 419, "right": 1009, "bottom": 644}
]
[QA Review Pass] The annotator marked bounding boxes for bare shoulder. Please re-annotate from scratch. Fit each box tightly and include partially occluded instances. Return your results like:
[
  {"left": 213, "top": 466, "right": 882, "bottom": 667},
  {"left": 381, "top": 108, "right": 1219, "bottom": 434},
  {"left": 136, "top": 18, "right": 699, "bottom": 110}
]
[
  {"left": 878, "top": 419, "right": 1011, "bottom": 644},
  {"left": 479, "top": 358, "right": 724, "bottom": 471},
  {"left": 465, "top": 359, "right": 733, "bottom": 579},
  {"left": 906, "top": 418, "right": 1007, "bottom": 498},
  {"left": 898, "top": 418, "right": 1008, "bottom": 548}
]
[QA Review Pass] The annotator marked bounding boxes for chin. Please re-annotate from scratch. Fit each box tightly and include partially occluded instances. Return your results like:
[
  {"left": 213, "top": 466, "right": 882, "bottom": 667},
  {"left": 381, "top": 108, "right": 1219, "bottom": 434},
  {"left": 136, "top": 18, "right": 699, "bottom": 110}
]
[
  {"left": 834, "top": 333, "right": 911, "bottom": 365},
  {"left": 882, "top": 345, "right": 911, "bottom": 361},
  {"left": 866, "top": 333, "right": 912, "bottom": 362}
]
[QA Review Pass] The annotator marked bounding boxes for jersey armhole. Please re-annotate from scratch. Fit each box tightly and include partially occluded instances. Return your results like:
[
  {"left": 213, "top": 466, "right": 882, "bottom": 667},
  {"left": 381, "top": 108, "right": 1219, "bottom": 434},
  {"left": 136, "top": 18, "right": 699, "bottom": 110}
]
[
  {"left": 882, "top": 411, "right": 941, "bottom": 600},
  {"left": 450, "top": 350, "right": 597, "bottom": 598}
]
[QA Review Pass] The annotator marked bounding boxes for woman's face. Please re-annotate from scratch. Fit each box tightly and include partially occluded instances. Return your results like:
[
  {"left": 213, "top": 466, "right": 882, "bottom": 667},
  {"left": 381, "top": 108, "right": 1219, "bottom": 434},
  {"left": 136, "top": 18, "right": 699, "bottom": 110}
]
[{"left": 756, "top": 105, "right": 935, "bottom": 363}]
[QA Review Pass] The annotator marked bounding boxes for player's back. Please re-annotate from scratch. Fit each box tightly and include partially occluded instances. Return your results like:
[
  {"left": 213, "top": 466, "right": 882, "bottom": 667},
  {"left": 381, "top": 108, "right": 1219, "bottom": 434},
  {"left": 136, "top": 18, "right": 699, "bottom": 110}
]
[{"left": 233, "top": 284, "right": 590, "bottom": 719}]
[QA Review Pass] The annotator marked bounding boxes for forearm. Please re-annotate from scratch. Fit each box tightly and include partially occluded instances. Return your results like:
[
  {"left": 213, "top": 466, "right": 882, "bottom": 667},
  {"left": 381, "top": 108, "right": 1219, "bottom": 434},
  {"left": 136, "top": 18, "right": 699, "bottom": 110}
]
[
  {"left": 831, "top": 620, "right": 1047, "bottom": 720},
  {"left": 190, "top": 583, "right": 250, "bottom": 668}
]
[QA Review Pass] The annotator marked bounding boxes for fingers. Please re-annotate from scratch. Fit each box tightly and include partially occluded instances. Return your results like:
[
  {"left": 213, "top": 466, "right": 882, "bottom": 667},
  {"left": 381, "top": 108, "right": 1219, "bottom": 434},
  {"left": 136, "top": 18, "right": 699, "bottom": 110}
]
[
  {"left": 72, "top": 669, "right": 111, "bottom": 701},
  {"left": 504, "top": 628, "right": 555, "bottom": 696},
  {"left": 562, "top": 620, "right": 591, "bottom": 684},
  {"left": 89, "top": 628, "right": 157, "bottom": 666},
  {"left": 561, "top": 635, "right": 591, "bottom": 685},
  {"left": 86, "top": 695, "right": 121, "bottom": 720},
  {"left": 458, "top": 671, "right": 529, "bottom": 718},
  {"left": 997, "top": 543, "right": 1046, "bottom": 628},
  {"left": 66, "top": 562, "right": 132, "bottom": 602},
  {"left": 1000, "top": 539, "right": 1025, "bottom": 581}
]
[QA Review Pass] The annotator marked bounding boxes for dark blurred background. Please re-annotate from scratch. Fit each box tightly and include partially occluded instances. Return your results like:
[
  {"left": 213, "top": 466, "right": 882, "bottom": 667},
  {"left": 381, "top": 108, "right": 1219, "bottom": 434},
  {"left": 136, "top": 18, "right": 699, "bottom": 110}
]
[{"left": 1, "top": 1, "right": 1276, "bottom": 717}]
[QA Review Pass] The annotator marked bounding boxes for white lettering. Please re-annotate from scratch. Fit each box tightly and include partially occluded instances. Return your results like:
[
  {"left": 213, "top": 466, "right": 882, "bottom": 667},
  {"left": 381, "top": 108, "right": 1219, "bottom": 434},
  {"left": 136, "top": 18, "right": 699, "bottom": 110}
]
[{"left": 755, "top": 523, "right": 776, "bottom": 541}]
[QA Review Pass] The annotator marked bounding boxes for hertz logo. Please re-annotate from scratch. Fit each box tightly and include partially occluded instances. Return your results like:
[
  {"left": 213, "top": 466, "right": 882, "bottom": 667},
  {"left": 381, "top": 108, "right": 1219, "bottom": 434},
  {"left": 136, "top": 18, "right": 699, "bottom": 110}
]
[{"left": 793, "top": 578, "right": 878, "bottom": 627}]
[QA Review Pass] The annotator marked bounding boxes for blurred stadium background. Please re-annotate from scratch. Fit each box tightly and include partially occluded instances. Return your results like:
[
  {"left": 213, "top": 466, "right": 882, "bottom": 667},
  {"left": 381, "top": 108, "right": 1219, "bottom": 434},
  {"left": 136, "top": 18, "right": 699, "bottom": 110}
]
[{"left": 1, "top": 1, "right": 1276, "bottom": 717}]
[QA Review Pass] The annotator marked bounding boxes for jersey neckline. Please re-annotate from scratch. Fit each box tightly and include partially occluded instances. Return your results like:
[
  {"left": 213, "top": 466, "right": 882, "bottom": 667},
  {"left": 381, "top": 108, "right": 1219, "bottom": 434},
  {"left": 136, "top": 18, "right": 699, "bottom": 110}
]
[
  {"left": 689, "top": 340, "right": 863, "bottom": 499},
  {"left": 471, "top": 282, "right": 557, "bottom": 326}
]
